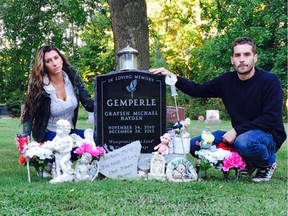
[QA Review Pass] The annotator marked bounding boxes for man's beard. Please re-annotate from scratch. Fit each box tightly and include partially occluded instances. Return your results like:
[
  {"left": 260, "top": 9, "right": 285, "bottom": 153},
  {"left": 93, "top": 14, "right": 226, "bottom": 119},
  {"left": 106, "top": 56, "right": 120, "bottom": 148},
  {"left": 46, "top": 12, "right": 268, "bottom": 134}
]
[{"left": 234, "top": 65, "right": 254, "bottom": 75}]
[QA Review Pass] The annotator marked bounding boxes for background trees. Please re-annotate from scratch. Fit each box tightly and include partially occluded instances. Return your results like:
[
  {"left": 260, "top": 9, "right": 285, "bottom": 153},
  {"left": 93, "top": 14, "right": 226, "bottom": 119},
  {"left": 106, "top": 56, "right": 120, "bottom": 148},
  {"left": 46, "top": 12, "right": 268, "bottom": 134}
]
[
  {"left": 0, "top": 0, "right": 286, "bottom": 119},
  {"left": 108, "top": 0, "right": 150, "bottom": 70}
]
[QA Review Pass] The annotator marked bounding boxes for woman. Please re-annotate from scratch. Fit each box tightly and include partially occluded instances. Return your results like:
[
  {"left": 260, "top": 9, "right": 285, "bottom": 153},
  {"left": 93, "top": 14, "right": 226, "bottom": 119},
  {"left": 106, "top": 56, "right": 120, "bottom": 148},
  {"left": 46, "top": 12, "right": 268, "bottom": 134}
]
[{"left": 22, "top": 45, "right": 94, "bottom": 144}]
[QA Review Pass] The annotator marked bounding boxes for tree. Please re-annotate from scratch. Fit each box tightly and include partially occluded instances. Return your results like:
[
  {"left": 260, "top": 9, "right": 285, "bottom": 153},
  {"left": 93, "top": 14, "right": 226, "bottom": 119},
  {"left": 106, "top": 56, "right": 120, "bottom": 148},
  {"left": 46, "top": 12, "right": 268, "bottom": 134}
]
[{"left": 108, "top": 0, "right": 150, "bottom": 70}]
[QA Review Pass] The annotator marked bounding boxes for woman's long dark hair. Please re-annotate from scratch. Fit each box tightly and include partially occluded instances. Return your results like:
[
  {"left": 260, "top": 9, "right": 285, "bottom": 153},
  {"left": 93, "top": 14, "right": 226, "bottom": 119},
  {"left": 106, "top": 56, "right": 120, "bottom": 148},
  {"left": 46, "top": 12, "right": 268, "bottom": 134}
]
[{"left": 22, "top": 45, "right": 70, "bottom": 123}]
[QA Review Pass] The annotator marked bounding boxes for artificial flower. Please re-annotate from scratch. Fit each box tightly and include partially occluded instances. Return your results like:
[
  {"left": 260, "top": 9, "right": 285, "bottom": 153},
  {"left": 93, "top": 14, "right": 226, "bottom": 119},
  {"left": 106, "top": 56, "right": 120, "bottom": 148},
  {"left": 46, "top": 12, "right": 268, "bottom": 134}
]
[
  {"left": 222, "top": 152, "right": 246, "bottom": 172},
  {"left": 195, "top": 148, "right": 246, "bottom": 180},
  {"left": 19, "top": 141, "right": 54, "bottom": 179},
  {"left": 217, "top": 142, "right": 236, "bottom": 152},
  {"left": 19, "top": 155, "right": 26, "bottom": 165},
  {"left": 23, "top": 142, "right": 53, "bottom": 160},
  {"left": 74, "top": 142, "right": 93, "bottom": 155},
  {"left": 196, "top": 148, "right": 231, "bottom": 166},
  {"left": 74, "top": 142, "right": 106, "bottom": 160},
  {"left": 198, "top": 115, "right": 205, "bottom": 121}
]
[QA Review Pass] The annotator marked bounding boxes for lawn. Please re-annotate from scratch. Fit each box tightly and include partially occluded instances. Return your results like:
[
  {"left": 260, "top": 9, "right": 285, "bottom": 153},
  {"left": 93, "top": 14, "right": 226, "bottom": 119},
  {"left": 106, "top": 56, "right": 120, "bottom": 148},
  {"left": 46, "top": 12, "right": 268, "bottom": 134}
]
[{"left": 0, "top": 115, "right": 287, "bottom": 216}]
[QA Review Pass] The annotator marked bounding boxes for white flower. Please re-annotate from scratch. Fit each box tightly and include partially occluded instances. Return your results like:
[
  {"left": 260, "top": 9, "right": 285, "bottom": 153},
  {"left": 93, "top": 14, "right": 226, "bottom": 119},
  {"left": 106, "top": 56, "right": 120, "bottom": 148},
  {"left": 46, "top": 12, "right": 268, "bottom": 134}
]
[
  {"left": 23, "top": 142, "right": 53, "bottom": 159},
  {"left": 195, "top": 149, "right": 232, "bottom": 165}
]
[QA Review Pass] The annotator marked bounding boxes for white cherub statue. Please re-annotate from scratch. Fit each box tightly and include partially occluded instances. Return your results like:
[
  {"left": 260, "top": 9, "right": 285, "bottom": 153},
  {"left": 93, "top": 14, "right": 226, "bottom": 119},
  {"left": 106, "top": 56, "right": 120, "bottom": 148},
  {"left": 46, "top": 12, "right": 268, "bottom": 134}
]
[
  {"left": 74, "top": 153, "right": 93, "bottom": 182},
  {"left": 70, "top": 128, "right": 95, "bottom": 147},
  {"left": 45, "top": 119, "right": 74, "bottom": 183},
  {"left": 153, "top": 133, "right": 171, "bottom": 155}
]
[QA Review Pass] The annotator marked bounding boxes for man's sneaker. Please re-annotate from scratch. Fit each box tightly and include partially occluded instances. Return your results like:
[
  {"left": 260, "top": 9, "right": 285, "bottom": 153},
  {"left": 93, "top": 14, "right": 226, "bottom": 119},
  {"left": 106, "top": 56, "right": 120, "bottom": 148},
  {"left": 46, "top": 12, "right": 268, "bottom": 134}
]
[
  {"left": 252, "top": 162, "right": 277, "bottom": 182},
  {"left": 237, "top": 167, "right": 256, "bottom": 178}
]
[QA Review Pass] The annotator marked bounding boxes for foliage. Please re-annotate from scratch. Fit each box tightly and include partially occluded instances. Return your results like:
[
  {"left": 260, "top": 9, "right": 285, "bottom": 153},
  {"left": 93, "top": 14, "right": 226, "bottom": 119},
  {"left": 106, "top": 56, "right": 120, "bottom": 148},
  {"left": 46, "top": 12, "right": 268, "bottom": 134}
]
[
  {"left": 0, "top": 0, "right": 287, "bottom": 119},
  {"left": 74, "top": 3, "right": 115, "bottom": 94},
  {"left": 148, "top": 0, "right": 287, "bottom": 119},
  {"left": 189, "top": 0, "right": 287, "bottom": 83},
  {"left": 0, "top": 0, "right": 113, "bottom": 112}
]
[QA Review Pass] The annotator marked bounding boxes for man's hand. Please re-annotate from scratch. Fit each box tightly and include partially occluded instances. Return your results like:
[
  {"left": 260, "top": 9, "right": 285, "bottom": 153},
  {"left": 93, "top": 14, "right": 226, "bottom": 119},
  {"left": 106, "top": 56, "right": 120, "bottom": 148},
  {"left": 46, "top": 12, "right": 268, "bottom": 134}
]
[
  {"left": 149, "top": 67, "right": 175, "bottom": 77},
  {"left": 222, "top": 129, "right": 237, "bottom": 144}
]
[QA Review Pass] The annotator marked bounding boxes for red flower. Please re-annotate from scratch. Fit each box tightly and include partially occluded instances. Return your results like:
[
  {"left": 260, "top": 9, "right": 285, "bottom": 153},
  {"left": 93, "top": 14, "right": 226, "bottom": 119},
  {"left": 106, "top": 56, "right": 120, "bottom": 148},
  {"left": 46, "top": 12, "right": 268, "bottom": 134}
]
[
  {"left": 217, "top": 142, "right": 236, "bottom": 152},
  {"left": 19, "top": 155, "right": 26, "bottom": 165}
]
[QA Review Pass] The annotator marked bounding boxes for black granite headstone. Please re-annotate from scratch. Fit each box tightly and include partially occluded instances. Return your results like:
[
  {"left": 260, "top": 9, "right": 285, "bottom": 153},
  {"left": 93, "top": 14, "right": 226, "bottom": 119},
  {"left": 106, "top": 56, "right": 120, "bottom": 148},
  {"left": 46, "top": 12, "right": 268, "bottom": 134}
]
[{"left": 94, "top": 70, "right": 166, "bottom": 153}]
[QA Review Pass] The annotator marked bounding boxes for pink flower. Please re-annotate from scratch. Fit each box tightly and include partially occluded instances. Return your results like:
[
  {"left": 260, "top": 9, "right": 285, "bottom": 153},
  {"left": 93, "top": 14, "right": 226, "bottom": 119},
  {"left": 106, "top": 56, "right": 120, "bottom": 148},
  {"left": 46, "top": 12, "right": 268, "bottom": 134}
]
[
  {"left": 89, "top": 146, "right": 106, "bottom": 158},
  {"left": 198, "top": 115, "right": 205, "bottom": 121},
  {"left": 222, "top": 152, "right": 246, "bottom": 172},
  {"left": 74, "top": 143, "right": 106, "bottom": 159},
  {"left": 74, "top": 143, "right": 93, "bottom": 155}
]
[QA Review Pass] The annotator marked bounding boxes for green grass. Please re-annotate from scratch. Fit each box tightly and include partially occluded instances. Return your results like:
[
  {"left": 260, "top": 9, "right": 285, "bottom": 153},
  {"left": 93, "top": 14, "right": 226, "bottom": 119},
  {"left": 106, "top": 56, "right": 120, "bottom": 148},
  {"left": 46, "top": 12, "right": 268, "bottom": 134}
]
[{"left": 0, "top": 116, "right": 287, "bottom": 216}]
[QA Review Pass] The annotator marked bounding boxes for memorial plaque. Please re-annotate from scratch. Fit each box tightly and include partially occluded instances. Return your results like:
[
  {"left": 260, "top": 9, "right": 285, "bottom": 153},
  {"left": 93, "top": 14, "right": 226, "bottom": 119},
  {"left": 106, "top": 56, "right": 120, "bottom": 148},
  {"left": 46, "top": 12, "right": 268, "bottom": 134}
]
[{"left": 94, "top": 70, "right": 166, "bottom": 153}]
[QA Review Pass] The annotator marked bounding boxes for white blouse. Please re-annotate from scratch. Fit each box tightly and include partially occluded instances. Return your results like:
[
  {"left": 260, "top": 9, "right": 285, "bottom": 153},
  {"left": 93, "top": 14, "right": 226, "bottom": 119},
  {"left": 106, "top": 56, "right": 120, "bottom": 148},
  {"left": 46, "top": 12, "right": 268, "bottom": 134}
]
[{"left": 43, "top": 72, "right": 77, "bottom": 132}]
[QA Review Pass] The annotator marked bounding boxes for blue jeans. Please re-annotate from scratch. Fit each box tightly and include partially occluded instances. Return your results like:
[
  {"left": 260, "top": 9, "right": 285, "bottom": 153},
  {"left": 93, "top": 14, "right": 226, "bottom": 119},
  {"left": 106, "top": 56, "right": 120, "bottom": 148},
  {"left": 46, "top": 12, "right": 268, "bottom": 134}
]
[
  {"left": 42, "top": 129, "right": 85, "bottom": 162},
  {"left": 190, "top": 130, "right": 277, "bottom": 168}
]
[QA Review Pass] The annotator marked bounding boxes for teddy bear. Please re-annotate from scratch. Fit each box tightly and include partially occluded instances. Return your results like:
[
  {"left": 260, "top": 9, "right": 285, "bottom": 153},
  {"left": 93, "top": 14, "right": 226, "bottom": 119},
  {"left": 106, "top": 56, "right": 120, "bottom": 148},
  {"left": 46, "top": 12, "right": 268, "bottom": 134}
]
[{"left": 153, "top": 133, "right": 171, "bottom": 155}]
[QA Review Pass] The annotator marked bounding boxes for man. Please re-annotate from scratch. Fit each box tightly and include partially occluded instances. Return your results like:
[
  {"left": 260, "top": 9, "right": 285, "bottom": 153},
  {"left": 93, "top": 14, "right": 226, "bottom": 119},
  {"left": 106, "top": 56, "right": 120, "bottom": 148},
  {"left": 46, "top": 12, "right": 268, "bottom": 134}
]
[{"left": 150, "top": 37, "right": 286, "bottom": 182}]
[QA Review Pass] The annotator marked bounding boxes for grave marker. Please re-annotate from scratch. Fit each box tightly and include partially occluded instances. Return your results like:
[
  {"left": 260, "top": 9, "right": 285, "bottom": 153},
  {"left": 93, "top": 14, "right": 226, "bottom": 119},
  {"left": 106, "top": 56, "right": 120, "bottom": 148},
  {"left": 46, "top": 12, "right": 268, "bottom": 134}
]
[{"left": 94, "top": 70, "right": 166, "bottom": 153}]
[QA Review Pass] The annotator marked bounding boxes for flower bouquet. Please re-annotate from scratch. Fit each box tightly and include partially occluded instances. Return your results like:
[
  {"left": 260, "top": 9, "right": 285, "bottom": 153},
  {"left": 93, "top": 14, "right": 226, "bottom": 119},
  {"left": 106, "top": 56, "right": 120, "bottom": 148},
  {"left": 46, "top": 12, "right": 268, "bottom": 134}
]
[
  {"left": 222, "top": 151, "right": 246, "bottom": 179},
  {"left": 195, "top": 144, "right": 246, "bottom": 180},
  {"left": 19, "top": 141, "right": 54, "bottom": 181},
  {"left": 74, "top": 142, "right": 106, "bottom": 160}
]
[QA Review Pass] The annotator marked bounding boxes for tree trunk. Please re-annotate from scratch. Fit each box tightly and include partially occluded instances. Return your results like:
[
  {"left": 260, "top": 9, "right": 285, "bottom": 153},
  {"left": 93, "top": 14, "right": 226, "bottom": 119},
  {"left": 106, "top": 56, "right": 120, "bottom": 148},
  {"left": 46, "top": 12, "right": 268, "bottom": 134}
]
[{"left": 108, "top": 0, "right": 150, "bottom": 70}]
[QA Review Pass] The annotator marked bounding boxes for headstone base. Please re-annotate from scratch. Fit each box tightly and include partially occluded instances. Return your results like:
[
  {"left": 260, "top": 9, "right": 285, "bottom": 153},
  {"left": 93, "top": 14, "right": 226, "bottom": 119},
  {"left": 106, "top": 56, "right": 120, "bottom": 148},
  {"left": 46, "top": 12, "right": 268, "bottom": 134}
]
[{"left": 148, "top": 173, "right": 166, "bottom": 181}]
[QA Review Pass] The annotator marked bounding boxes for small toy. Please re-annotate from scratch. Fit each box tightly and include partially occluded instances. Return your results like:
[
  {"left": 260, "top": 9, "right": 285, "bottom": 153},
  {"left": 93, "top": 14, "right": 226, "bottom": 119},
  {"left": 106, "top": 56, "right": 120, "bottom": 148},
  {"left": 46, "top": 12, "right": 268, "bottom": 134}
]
[
  {"left": 196, "top": 127, "right": 215, "bottom": 149},
  {"left": 173, "top": 118, "right": 191, "bottom": 138},
  {"left": 153, "top": 133, "right": 171, "bottom": 155}
]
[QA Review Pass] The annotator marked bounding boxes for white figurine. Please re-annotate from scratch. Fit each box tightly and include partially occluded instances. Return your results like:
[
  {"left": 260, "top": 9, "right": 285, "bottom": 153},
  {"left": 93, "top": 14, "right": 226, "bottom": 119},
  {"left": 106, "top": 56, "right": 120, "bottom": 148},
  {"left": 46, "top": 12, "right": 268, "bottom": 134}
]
[
  {"left": 47, "top": 119, "right": 74, "bottom": 183},
  {"left": 74, "top": 153, "right": 93, "bottom": 182},
  {"left": 83, "top": 128, "right": 96, "bottom": 147},
  {"left": 172, "top": 163, "right": 187, "bottom": 179},
  {"left": 70, "top": 128, "right": 95, "bottom": 147}
]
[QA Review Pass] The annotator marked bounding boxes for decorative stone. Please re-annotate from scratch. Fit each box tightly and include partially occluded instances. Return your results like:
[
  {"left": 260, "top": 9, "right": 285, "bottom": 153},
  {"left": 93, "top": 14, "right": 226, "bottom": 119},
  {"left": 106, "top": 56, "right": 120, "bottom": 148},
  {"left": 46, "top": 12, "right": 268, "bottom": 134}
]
[
  {"left": 166, "top": 158, "right": 197, "bottom": 182},
  {"left": 98, "top": 141, "right": 141, "bottom": 180},
  {"left": 148, "top": 154, "right": 166, "bottom": 181}
]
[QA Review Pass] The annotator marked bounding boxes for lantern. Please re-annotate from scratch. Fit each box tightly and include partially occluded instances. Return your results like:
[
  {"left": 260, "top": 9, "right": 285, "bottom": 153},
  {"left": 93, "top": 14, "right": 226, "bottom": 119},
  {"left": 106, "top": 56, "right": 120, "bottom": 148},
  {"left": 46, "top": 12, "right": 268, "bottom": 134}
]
[{"left": 117, "top": 44, "right": 139, "bottom": 70}]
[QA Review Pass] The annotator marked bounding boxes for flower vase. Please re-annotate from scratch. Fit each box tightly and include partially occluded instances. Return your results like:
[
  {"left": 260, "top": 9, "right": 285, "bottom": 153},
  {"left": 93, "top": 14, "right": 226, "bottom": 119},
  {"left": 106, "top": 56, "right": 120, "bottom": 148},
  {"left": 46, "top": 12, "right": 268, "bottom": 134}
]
[{"left": 173, "top": 137, "right": 190, "bottom": 154}]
